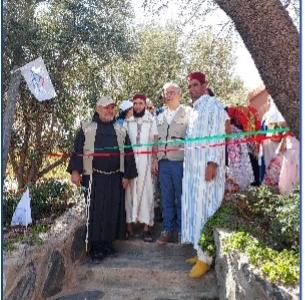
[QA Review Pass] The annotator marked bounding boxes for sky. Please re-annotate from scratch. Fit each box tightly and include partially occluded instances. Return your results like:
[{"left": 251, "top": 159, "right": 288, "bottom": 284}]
[{"left": 131, "top": 0, "right": 265, "bottom": 91}]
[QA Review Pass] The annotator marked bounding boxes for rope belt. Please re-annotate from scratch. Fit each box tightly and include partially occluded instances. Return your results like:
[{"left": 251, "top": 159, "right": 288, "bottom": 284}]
[
  {"left": 93, "top": 168, "right": 120, "bottom": 175},
  {"left": 85, "top": 174, "right": 92, "bottom": 253}
]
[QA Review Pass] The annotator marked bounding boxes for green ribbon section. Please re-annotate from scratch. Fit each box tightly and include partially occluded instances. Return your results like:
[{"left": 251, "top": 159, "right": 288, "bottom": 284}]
[{"left": 94, "top": 127, "right": 290, "bottom": 151}]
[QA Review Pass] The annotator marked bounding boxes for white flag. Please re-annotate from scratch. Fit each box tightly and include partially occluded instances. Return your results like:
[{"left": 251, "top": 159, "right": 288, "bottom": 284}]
[
  {"left": 11, "top": 188, "right": 32, "bottom": 226},
  {"left": 19, "top": 57, "right": 57, "bottom": 101}
]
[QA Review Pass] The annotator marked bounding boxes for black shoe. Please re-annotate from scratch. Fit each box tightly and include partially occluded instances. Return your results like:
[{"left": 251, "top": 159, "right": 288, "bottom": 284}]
[
  {"left": 143, "top": 230, "right": 153, "bottom": 242},
  {"left": 90, "top": 255, "right": 104, "bottom": 264},
  {"left": 90, "top": 251, "right": 106, "bottom": 263},
  {"left": 126, "top": 231, "right": 135, "bottom": 240},
  {"left": 103, "top": 246, "right": 117, "bottom": 257},
  {"left": 90, "top": 258, "right": 102, "bottom": 264}
]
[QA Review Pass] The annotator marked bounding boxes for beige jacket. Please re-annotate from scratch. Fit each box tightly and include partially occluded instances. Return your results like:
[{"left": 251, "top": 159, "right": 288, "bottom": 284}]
[{"left": 156, "top": 105, "right": 192, "bottom": 161}]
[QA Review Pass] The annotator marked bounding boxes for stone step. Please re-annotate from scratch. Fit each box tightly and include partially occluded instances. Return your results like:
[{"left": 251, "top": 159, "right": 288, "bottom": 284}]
[
  {"left": 54, "top": 286, "right": 219, "bottom": 300},
  {"left": 113, "top": 239, "right": 196, "bottom": 258},
  {"left": 53, "top": 222, "right": 219, "bottom": 300},
  {"left": 130, "top": 221, "right": 164, "bottom": 240},
  {"left": 71, "top": 254, "right": 218, "bottom": 296}
]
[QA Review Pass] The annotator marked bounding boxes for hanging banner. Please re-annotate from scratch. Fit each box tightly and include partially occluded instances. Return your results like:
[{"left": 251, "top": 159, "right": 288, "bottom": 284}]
[
  {"left": 19, "top": 56, "right": 57, "bottom": 101},
  {"left": 11, "top": 188, "right": 32, "bottom": 227}
]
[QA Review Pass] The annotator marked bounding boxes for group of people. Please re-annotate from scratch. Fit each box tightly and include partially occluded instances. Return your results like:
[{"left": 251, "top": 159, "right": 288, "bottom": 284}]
[
  {"left": 259, "top": 97, "right": 299, "bottom": 194},
  {"left": 67, "top": 71, "right": 299, "bottom": 279}
]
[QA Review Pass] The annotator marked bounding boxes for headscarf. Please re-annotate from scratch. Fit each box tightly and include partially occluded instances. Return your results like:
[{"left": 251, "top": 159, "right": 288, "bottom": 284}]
[
  {"left": 226, "top": 105, "right": 261, "bottom": 132},
  {"left": 262, "top": 96, "right": 285, "bottom": 125}
]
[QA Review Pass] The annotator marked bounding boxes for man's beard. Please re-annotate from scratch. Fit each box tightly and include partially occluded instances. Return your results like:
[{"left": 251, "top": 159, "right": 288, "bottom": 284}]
[
  {"left": 100, "top": 115, "right": 114, "bottom": 122},
  {"left": 133, "top": 109, "right": 145, "bottom": 118}
]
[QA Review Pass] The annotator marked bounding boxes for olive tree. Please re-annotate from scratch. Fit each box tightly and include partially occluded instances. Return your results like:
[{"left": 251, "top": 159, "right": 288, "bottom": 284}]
[{"left": 3, "top": 0, "right": 135, "bottom": 187}]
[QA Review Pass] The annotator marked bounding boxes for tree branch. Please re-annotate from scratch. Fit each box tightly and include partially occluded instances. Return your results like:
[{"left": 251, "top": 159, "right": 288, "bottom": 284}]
[{"left": 37, "top": 156, "right": 68, "bottom": 179}]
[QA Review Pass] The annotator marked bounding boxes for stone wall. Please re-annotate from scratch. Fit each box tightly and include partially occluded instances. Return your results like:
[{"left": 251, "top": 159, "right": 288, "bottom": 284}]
[
  {"left": 4, "top": 201, "right": 87, "bottom": 300},
  {"left": 214, "top": 228, "right": 299, "bottom": 300}
]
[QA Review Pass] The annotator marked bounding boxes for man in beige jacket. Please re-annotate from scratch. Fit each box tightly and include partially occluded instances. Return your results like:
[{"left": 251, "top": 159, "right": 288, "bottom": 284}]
[{"left": 152, "top": 83, "right": 192, "bottom": 244}]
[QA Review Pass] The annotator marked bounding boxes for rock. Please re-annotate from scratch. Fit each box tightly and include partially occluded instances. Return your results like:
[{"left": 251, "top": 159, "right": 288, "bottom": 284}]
[
  {"left": 70, "top": 226, "right": 86, "bottom": 262},
  {"left": 214, "top": 228, "right": 299, "bottom": 300},
  {"left": 54, "top": 290, "right": 105, "bottom": 299},
  {"left": 7, "top": 262, "right": 36, "bottom": 300},
  {"left": 42, "top": 250, "right": 65, "bottom": 298}
]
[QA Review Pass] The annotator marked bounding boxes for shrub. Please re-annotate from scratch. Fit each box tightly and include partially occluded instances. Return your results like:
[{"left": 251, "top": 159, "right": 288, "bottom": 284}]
[
  {"left": 224, "top": 232, "right": 299, "bottom": 286},
  {"left": 199, "top": 203, "right": 244, "bottom": 254},
  {"left": 3, "top": 179, "right": 77, "bottom": 226},
  {"left": 4, "top": 224, "right": 50, "bottom": 252},
  {"left": 199, "top": 185, "right": 299, "bottom": 286},
  {"left": 243, "top": 186, "right": 299, "bottom": 250}
]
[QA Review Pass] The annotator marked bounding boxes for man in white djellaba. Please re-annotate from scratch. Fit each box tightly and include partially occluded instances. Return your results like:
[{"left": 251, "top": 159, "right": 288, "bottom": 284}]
[
  {"left": 124, "top": 93, "right": 158, "bottom": 242},
  {"left": 181, "top": 71, "right": 229, "bottom": 278}
]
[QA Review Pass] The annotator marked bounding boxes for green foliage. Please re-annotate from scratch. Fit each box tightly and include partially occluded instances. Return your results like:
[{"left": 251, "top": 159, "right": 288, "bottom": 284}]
[
  {"left": 102, "top": 24, "right": 247, "bottom": 107},
  {"left": 4, "top": 0, "right": 135, "bottom": 187},
  {"left": 185, "top": 29, "right": 247, "bottom": 105},
  {"left": 101, "top": 24, "right": 183, "bottom": 105},
  {"left": 5, "top": 1, "right": 246, "bottom": 186},
  {"left": 224, "top": 232, "right": 299, "bottom": 286},
  {"left": 4, "top": 223, "right": 50, "bottom": 252},
  {"left": 3, "top": 179, "right": 76, "bottom": 226},
  {"left": 199, "top": 203, "right": 244, "bottom": 254},
  {"left": 243, "top": 186, "right": 299, "bottom": 250},
  {"left": 199, "top": 186, "right": 299, "bottom": 286}
]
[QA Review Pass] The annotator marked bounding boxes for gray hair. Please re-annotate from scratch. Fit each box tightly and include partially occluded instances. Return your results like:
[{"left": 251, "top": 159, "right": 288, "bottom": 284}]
[{"left": 162, "top": 82, "right": 182, "bottom": 95}]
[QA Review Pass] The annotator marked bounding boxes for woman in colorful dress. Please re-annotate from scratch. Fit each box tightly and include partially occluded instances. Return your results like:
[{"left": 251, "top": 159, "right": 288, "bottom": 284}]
[{"left": 225, "top": 106, "right": 258, "bottom": 193}]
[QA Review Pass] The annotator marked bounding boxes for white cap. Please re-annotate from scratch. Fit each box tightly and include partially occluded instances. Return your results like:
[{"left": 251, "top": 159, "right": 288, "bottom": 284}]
[
  {"left": 119, "top": 100, "right": 133, "bottom": 112},
  {"left": 96, "top": 96, "right": 115, "bottom": 107}
]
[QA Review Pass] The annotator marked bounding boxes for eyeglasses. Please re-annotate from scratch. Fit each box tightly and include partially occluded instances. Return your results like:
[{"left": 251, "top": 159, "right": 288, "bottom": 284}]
[{"left": 165, "top": 90, "right": 176, "bottom": 95}]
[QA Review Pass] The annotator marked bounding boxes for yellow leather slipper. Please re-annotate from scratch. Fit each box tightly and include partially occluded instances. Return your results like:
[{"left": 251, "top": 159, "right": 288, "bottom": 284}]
[
  {"left": 185, "top": 256, "right": 198, "bottom": 265},
  {"left": 189, "top": 260, "right": 209, "bottom": 278}
]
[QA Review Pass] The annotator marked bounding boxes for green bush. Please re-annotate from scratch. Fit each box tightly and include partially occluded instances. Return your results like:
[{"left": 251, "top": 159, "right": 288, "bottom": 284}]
[
  {"left": 224, "top": 232, "right": 299, "bottom": 286},
  {"left": 243, "top": 186, "right": 299, "bottom": 250},
  {"left": 4, "top": 224, "right": 50, "bottom": 252},
  {"left": 199, "top": 203, "right": 245, "bottom": 254},
  {"left": 199, "top": 185, "right": 299, "bottom": 286},
  {"left": 3, "top": 179, "right": 76, "bottom": 226}
]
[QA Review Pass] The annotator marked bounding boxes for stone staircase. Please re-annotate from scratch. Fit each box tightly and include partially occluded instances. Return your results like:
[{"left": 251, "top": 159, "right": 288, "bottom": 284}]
[
  {"left": 53, "top": 225, "right": 219, "bottom": 300},
  {"left": 6, "top": 204, "right": 298, "bottom": 300}
]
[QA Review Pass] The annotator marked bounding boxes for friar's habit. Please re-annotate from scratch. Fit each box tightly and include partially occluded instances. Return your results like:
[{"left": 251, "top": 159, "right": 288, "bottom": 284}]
[{"left": 67, "top": 113, "right": 137, "bottom": 260}]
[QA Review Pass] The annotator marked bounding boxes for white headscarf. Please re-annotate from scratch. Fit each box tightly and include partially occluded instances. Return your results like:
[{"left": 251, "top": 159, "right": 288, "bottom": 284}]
[{"left": 262, "top": 96, "right": 285, "bottom": 125}]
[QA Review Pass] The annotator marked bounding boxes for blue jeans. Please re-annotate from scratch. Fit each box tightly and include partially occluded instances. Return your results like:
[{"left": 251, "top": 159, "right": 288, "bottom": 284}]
[{"left": 159, "top": 159, "right": 183, "bottom": 234}]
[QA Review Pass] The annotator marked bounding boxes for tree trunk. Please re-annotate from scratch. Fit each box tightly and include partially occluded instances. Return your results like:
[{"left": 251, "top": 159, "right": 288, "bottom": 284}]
[
  {"left": 3, "top": 69, "right": 21, "bottom": 177},
  {"left": 214, "top": 0, "right": 299, "bottom": 137}
]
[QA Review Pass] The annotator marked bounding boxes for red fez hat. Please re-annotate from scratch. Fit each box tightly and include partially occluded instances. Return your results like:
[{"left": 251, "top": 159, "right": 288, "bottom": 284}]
[
  {"left": 188, "top": 72, "right": 206, "bottom": 84},
  {"left": 132, "top": 93, "right": 147, "bottom": 102}
]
